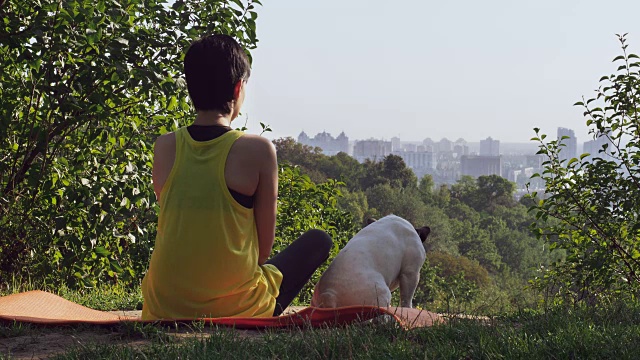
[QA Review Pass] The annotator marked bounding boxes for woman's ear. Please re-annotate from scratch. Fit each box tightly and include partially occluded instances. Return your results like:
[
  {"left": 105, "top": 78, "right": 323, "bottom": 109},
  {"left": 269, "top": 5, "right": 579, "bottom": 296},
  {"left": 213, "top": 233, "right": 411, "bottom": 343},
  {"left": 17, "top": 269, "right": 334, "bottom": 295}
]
[{"left": 233, "top": 80, "right": 244, "bottom": 100}]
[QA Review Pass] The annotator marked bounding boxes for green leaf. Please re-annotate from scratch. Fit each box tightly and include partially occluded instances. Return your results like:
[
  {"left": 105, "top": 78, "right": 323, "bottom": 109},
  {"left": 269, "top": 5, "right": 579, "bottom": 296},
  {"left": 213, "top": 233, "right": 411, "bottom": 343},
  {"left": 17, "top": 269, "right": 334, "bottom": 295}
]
[
  {"left": 110, "top": 260, "right": 124, "bottom": 273},
  {"left": 94, "top": 247, "right": 111, "bottom": 257},
  {"left": 115, "top": 37, "right": 129, "bottom": 46}
]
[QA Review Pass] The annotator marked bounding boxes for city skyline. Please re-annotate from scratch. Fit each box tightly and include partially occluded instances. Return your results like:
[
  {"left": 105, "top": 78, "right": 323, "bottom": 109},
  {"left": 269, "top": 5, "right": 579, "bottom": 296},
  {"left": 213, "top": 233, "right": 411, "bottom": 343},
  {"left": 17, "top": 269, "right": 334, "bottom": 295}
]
[
  {"left": 295, "top": 126, "right": 606, "bottom": 185},
  {"left": 296, "top": 129, "right": 551, "bottom": 190},
  {"left": 296, "top": 126, "right": 597, "bottom": 192},
  {"left": 291, "top": 128, "right": 592, "bottom": 151}
]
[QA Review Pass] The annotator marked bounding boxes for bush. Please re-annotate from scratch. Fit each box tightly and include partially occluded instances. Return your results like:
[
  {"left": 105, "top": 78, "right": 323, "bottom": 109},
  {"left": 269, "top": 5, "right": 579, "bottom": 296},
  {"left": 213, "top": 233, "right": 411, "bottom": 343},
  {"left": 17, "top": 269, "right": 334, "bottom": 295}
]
[{"left": 530, "top": 35, "right": 640, "bottom": 304}]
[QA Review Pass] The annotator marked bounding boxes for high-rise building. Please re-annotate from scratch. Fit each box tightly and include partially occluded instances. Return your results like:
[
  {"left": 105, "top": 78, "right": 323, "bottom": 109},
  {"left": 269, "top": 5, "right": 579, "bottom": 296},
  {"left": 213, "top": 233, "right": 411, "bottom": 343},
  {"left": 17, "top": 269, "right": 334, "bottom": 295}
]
[
  {"left": 583, "top": 132, "right": 613, "bottom": 162},
  {"left": 391, "top": 137, "right": 401, "bottom": 151},
  {"left": 453, "top": 138, "right": 469, "bottom": 157},
  {"left": 422, "top": 138, "right": 435, "bottom": 152},
  {"left": 297, "top": 131, "right": 349, "bottom": 156},
  {"left": 525, "top": 154, "right": 544, "bottom": 169},
  {"left": 437, "top": 138, "right": 453, "bottom": 152},
  {"left": 460, "top": 155, "right": 502, "bottom": 177},
  {"left": 557, "top": 127, "right": 577, "bottom": 163},
  {"left": 392, "top": 150, "right": 437, "bottom": 171},
  {"left": 479, "top": 137, "right": 500, "bottom": 156},
  {"left": 402, "top": 143, "right": 417, "bottom": 152},
  {"left": 353, "top": 139, "right": 392, "bottom": 163}
]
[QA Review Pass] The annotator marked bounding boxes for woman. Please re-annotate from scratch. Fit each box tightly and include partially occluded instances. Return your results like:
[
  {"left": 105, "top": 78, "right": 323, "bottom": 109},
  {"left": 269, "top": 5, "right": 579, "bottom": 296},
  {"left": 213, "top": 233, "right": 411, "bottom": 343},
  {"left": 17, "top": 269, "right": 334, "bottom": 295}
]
[{"left": 142, "top": 34, "right": 332, "bottom": 320}]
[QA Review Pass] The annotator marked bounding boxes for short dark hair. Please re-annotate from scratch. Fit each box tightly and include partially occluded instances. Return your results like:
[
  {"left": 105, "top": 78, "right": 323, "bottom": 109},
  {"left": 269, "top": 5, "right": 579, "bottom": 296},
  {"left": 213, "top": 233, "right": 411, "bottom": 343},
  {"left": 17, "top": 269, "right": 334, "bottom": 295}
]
[{"left": 184, "top": 34, "right": 251, "bottom": 113}]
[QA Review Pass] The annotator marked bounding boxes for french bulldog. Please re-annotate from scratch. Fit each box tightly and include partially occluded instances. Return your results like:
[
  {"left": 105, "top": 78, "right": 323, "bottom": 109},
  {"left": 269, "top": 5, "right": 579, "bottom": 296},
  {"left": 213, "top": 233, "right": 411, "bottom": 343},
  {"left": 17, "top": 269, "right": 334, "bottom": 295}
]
[{"left": 311, "top": 214, "right": 430, "bottom": 308}]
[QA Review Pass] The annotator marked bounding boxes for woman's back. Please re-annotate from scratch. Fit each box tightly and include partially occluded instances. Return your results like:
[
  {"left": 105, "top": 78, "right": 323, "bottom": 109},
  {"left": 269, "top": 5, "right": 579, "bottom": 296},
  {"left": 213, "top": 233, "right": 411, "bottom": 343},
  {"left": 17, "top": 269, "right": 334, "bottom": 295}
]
[{"left": 141, "top": 127, "right": 282, "bottom": 320}]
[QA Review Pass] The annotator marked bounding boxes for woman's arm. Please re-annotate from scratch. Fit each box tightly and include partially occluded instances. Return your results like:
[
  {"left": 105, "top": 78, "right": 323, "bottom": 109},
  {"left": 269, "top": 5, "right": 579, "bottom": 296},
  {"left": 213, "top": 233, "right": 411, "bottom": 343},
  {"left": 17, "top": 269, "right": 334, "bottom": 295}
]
[
  {"left": 252, "top": 137, "right": 279, "bottom": 265},
  {"left": 152, "top": 133, "right": 176, "bottom": 200}
]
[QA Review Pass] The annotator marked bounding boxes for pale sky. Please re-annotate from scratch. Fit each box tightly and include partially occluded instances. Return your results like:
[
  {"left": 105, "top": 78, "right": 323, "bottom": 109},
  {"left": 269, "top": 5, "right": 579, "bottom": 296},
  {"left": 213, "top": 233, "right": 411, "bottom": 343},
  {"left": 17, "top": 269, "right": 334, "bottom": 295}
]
[{"left": 240, "top": 0, "right": 640, "bottom": 143}]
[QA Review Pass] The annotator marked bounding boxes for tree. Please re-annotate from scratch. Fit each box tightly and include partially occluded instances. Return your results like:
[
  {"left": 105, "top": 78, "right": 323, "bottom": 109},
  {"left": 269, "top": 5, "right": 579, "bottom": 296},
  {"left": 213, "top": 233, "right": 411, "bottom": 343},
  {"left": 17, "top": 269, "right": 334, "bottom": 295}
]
[
  {"left": 272, "top": 137, "right": 322, "bottom": 166},
  {"left": 476, "top": 175, "right": 516, "bottom": 210},
  {"left": 433, "top": 184, "right": 451, "bottom": 208},
  {"left": 365, "top": 183, "right": 399, "bottom": 218},
  {"left": 450, "top": 175, "right": 516, "bottom": 212},
  {"left": 359, "top": 159, "right": 388, "bottom": 190},
  {"left": 336, "top": 188, "right": 369, "bottom": 225},
  {"left": 318, "top": 152, "right": 364, "bottom": 191},
  {"left": 421, "top": 205, "right": 456, "bottom": 254},
  {"left": 450, "top": 176, "right": 479, "bottom": 208},
  {"left": 272, "top": 137, "right": 326, "bottom": 183},
  {"left": 530, "top": 35, "right": 640, "bottom": 302},
  {"left": 418, "top": 174, "right": 435, "bottom": 204},
  {"left": 380, "top": 154, "right": 418, "bottom": 188},
  {"left": 359, "top": 155, "right": 417, "bottom": 191},
  {"left": 452, "top": 219, "right": 502, "bottom": 273},
  {"left": 0, "top": 0, "right": 261, "bottom": 286}
]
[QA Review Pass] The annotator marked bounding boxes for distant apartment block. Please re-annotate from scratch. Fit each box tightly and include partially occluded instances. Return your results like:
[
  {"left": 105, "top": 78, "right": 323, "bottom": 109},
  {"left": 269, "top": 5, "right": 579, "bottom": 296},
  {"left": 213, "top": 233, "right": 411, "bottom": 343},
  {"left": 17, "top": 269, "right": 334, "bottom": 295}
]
[
  {"left": 453, "top": 138, "right": 469, "bottom": 157},
  {"left": 583, "top": 133, "right": 613, "bottom": 162},
  {"left": 423, "top": 137, "right": 435, "bottom": 146},
  {"left": 402, "top": 143, "right": 417, "bottom": 152},
  {"left": 557, "top": 127, "right": 577, "bottom": 164},
  {"left": 353, "top": 139, "right": 392, "bottom": 163},
  {"left": 460, "top": 155, "right": 502, "bottom": 177},
  {"left": 525, "top": 154, "right": 544, "bottom": 169},
  {"left": 508, "top": 167, "right": 535, "bottom": 183},
  {"left": 479, "top": 137, "right": 500, "bottom": 156},
  {"left": 392, "top": 150, "right": 436, "bottom": 171},
  {"left": 437, "top": 138, "right": 453, "bottom": 152},
  {"left": 298, "top": 131, "right": 349, "bottom": 156},
  {"left": 391, "top": 136, "right": 401, "bottom": 151}
]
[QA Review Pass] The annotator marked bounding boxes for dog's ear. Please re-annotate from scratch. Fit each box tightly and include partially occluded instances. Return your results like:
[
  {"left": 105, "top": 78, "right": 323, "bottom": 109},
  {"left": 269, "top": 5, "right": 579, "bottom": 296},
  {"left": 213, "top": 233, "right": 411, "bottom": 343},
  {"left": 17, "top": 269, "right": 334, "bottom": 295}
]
[
  {"left": 416, "top": 226, "right": 431, "bottom": 242},
  {"left": 365, "top": 218, "right": 377, "bottom": 226}
]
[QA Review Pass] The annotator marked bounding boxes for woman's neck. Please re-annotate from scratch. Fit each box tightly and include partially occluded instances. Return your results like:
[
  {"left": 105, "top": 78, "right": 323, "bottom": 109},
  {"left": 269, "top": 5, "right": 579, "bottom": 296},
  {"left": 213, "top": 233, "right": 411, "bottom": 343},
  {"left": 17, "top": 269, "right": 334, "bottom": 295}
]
[{"left": 193, "top": 110, "right": 232, "bottom": 127}]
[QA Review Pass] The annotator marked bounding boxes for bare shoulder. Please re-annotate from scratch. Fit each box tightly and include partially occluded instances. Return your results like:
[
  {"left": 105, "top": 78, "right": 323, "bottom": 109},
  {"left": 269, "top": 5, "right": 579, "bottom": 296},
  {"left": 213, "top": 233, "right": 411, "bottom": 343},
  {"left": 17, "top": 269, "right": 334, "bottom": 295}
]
[
  {"left": 154, "top": 132, "right": 176, "bottom": 150},
  {"left": 233, "top": 133, "right": 276, "bottom": 158}
]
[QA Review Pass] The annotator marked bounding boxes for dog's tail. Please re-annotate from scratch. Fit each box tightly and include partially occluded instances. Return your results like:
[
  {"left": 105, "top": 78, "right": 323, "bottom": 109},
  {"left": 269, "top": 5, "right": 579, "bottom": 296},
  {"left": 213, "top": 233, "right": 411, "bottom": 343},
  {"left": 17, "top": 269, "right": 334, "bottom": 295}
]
[{"left": 311, "top": 289, "right": 338, "bottom": 308}]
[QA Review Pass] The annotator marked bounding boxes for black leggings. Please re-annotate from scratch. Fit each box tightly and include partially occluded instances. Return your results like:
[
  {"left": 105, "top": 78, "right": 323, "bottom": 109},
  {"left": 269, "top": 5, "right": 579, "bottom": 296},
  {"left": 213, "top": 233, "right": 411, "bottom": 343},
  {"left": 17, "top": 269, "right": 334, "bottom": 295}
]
[{"left": 266, "top": 229, "right": 333, "bottom": 316}]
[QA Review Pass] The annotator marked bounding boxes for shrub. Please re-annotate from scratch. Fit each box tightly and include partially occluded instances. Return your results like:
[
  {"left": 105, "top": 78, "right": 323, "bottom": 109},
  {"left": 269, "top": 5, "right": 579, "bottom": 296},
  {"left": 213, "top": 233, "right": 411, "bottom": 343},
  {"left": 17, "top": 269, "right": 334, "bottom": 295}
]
[{"left": 530, "top": 35, "right": 640, "bottom": 304}]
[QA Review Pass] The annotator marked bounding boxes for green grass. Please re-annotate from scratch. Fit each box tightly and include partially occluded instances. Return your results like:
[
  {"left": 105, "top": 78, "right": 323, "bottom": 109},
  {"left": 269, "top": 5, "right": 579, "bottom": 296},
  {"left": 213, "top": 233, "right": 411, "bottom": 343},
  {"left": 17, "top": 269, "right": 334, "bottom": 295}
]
[
  {"left": 21, "top": 303, "right": 635, "bottom": 360},
  {"left": 1, "top": 275, "right": 143, "bottom": 311},
  {"left": 3, "top": 282, "right": 640, "bottom": 359},
  {"left": 56, "top": 284, "right": 143, "bottom": 311}
]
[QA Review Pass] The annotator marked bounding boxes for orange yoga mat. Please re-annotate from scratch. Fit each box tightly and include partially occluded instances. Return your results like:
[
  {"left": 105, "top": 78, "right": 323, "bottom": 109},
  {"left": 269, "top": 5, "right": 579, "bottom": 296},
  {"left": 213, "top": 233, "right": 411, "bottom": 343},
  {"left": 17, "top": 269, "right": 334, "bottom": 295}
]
[{"left": 0, "top": 291, "right": 441, "bottom": 329}]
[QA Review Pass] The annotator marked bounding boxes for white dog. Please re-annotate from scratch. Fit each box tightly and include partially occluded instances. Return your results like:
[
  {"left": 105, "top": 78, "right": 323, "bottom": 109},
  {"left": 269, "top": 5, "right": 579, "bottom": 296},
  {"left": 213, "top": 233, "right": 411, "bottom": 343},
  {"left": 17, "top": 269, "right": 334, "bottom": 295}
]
[{"left": 311, "top": 215, "right": 430, "bottom": 309}]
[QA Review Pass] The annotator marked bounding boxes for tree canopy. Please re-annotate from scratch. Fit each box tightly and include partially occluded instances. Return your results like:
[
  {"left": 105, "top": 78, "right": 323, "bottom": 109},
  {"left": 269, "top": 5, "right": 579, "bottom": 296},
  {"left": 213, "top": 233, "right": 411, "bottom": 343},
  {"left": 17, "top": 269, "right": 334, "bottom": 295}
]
[{"left": 0, "top": 0, "right": 261, "bottom": 285}]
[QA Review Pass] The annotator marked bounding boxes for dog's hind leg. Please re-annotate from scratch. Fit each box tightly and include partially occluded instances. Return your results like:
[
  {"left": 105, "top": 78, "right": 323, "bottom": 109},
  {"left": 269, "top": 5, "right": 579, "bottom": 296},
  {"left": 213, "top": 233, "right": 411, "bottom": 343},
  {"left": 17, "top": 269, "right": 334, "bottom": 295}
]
[
  {"left": 312, "top": 290, "right": 338, "bottom": 308},
  {"left": 374, "top": 285, "right": 392, "bottom": 308},
  {"left": 399, "top": 271, "right": 420, "bottom": 308}
]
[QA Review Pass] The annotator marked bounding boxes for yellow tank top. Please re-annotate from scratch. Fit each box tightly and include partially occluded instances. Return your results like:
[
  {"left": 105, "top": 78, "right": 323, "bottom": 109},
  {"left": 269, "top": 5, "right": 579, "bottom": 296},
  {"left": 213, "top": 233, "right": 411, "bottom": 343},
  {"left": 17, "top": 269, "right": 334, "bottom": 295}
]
[{"left": 141, "top": 127, "right": 283, "bottom": 320}]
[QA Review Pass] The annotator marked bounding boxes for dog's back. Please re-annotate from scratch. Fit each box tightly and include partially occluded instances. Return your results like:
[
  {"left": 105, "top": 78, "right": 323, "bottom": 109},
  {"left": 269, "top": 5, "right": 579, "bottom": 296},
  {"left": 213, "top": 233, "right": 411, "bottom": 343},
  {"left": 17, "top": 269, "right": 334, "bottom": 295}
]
[{"left": 311, "top": 215, "right": 425, "bottom": 308}]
